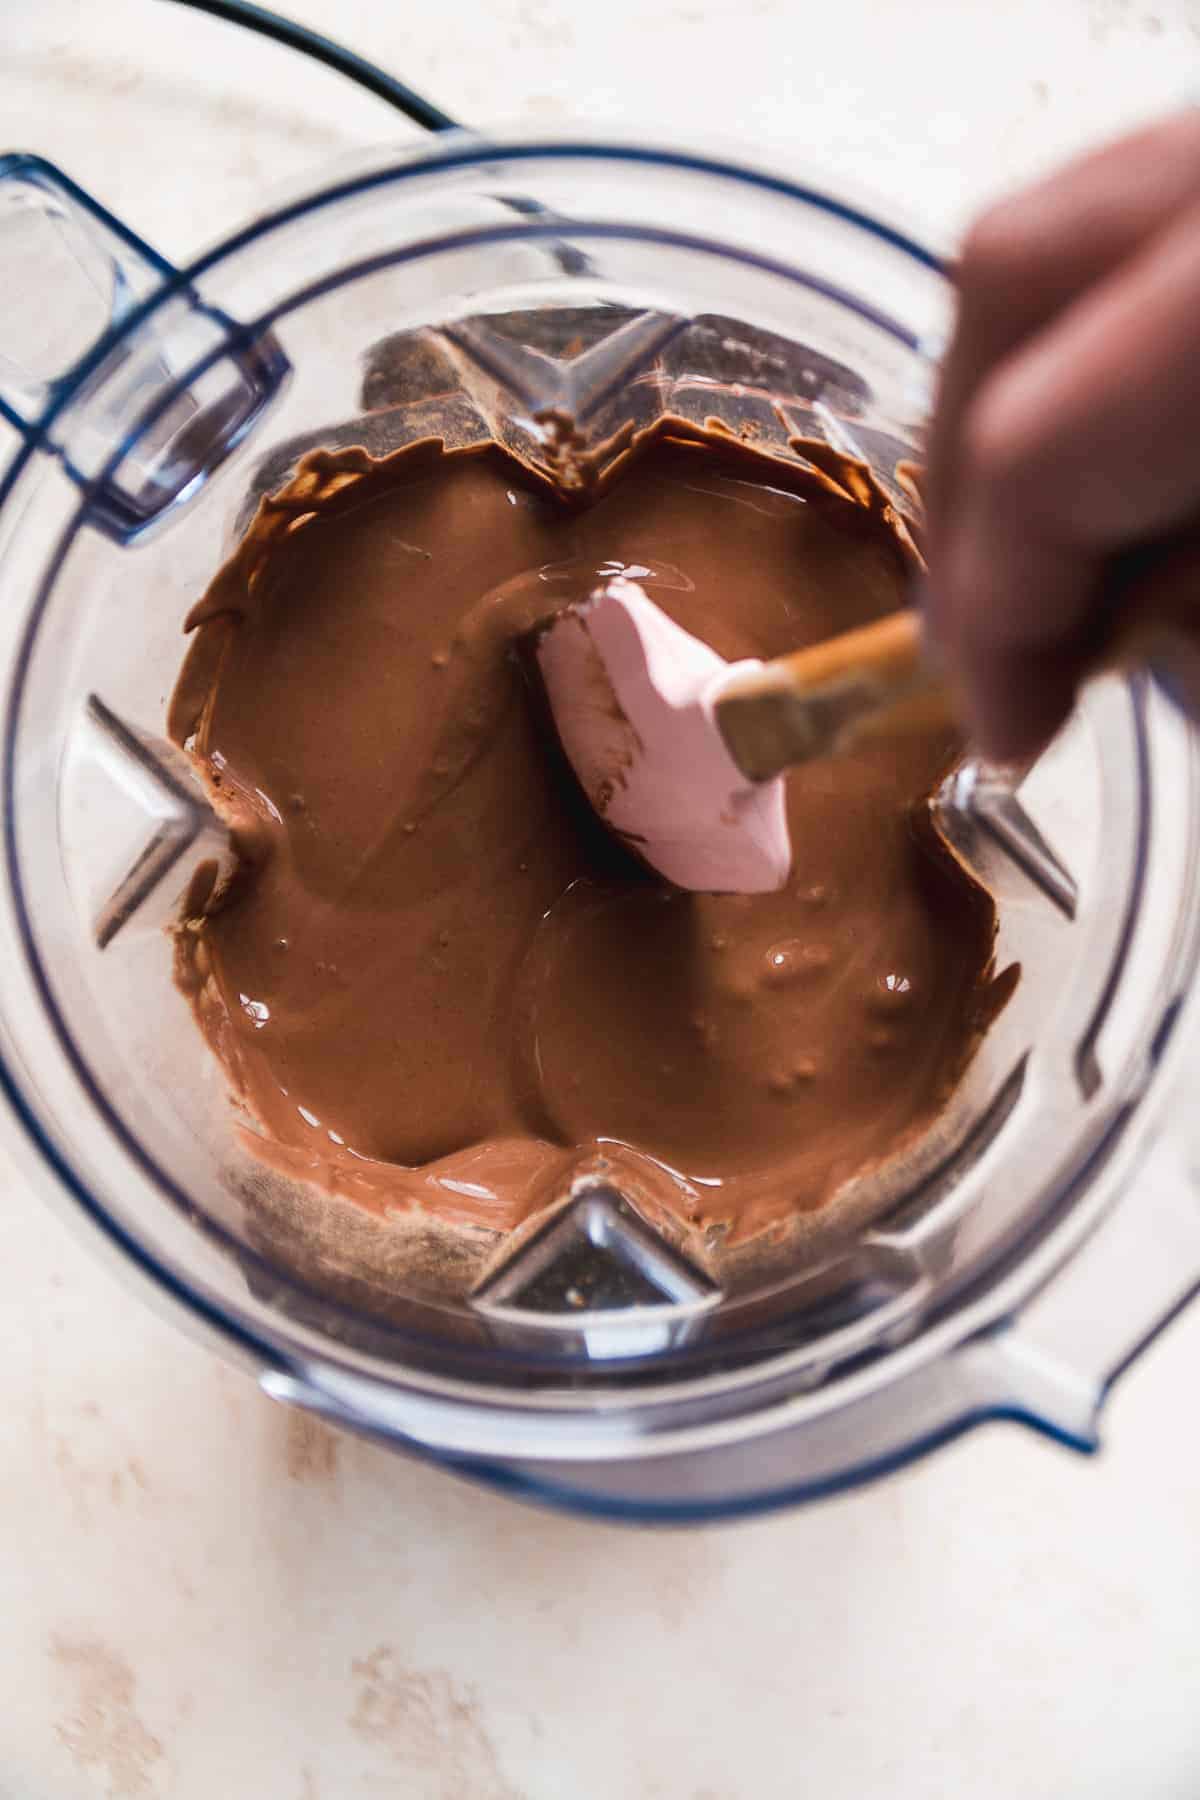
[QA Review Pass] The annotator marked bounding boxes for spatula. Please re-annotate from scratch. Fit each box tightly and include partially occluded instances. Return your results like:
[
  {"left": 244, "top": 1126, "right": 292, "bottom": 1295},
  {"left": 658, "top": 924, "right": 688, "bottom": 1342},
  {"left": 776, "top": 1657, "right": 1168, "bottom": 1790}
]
[{"left": 532, "top": 577, "right": 952, "bottom": 895}]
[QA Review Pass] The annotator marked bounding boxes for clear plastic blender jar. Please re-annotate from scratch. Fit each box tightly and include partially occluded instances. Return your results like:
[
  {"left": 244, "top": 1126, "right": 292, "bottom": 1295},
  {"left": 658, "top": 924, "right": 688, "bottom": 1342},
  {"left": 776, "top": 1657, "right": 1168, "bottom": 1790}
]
[{"left": 2, "top": 135, "right": 1199, "bottom": 1520}]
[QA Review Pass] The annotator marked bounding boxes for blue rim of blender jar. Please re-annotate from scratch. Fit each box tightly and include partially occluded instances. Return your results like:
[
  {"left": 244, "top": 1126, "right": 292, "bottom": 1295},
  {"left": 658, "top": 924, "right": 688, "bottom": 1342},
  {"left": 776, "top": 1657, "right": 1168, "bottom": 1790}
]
[
  {"left": 0, "top": 137, "right": 943, "bottom": 518},
  {"left": 0, "top": 138, "right": 1102, "bottom": 1522}
]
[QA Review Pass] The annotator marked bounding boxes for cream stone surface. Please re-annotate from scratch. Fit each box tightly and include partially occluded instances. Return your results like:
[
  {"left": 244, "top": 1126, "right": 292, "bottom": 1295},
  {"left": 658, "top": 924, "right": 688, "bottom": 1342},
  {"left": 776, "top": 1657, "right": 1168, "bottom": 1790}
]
[{"left": 2, "top": 3, "right": 1199, "bottom": 1794}]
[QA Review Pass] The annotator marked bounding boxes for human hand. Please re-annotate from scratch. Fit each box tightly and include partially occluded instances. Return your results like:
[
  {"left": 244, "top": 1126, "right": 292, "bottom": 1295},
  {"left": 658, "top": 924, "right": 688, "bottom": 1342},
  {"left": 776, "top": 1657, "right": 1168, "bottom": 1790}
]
[{"left": 924, "top": 110, "right": 1200, "bottom": 761}]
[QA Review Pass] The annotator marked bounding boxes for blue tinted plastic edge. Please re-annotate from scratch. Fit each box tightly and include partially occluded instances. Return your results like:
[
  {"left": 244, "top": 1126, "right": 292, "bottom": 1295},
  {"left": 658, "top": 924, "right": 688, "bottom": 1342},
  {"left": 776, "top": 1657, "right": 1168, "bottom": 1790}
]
[
  {"left": 0, "top": 141, "right": 943, "bottom": 454},
  {"left": 0, "top": 152, "right": 176, "bottom": 441},
  {"left": 319, "top": 1402, "right": 1097, "bottom": 1528}
]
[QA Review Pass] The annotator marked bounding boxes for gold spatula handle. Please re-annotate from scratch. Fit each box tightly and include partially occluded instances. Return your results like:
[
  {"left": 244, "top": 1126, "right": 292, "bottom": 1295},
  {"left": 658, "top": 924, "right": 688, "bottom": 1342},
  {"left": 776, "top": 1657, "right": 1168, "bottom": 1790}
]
[{"left": 715, "top": 610, "right": 953, "bottom": 782}]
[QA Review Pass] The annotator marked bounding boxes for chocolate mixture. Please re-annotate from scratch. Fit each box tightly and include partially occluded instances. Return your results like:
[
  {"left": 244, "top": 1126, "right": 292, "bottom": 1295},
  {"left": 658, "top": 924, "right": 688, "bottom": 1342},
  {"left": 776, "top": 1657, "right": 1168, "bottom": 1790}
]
[{"left": 171, "top": 424, "right": 1006, "bottom": 1242}]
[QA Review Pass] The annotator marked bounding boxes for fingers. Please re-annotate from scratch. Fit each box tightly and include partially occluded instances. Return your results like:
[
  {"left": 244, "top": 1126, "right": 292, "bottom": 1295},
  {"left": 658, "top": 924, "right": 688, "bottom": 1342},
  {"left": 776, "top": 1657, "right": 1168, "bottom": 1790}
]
[
  {"left": 953, "top": 535, "right": 1200, "bottom": 761},
  {"left": 938, "top": 518, "right": 1101, "bottom": 761},
  {"left": 958, "top": 195, "right": 1200, "bottom": 553},
  {"left": 1124, "top": 536, "right": 1200, "bottom": 719},
  {"left": 929, "top": 189, "right": 1200, "bottom": 759},
  {"left": 954, "top": 643, "right": 1091, "bottom": 766},
  {"left": 924, "top": 109, "right": 1200, "bottom": 628}
]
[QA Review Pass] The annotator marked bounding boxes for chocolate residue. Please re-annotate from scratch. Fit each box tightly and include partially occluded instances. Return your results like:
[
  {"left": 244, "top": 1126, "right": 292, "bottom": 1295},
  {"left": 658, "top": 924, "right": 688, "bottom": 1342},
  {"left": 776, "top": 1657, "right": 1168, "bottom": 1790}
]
[
  {"left": 283, "top": 1409, "right": 340, "bottom": 1485},
  {"left": 349, "top": 1647, "right": 519, "bottom": 1797},
  {"left": 170, "top": 422, "right": 1009, "bottom": 1242},
  {"left": 50, "top": 1636, "right": 165, "bottom": 1798}
]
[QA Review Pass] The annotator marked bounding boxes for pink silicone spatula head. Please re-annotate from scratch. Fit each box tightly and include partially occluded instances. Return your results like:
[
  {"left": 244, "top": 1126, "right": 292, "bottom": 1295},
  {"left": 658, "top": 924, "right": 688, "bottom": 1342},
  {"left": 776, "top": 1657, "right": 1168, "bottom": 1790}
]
[{"left": 534, "top": 578, "right": 792, "bottom": 894}]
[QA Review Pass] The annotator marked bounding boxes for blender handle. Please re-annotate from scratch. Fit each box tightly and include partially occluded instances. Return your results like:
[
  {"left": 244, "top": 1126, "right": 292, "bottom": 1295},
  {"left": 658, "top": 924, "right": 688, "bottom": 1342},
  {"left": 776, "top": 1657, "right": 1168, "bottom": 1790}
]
[
  {"left": 0, "top": 153, "right": 176, "bottom": 433},
  {"left": 0, "top": 153, "right": 286, "bottom": 539},
  {"left": 976, "top": 1131, "right": 1200, "bottom": 1448}
]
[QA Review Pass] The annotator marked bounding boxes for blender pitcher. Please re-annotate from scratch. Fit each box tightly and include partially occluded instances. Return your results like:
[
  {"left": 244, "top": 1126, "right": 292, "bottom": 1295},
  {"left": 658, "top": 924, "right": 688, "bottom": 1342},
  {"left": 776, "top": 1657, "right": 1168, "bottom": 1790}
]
[{"left": 2, "top": 135, "right": 1200, "bottom": 1521}]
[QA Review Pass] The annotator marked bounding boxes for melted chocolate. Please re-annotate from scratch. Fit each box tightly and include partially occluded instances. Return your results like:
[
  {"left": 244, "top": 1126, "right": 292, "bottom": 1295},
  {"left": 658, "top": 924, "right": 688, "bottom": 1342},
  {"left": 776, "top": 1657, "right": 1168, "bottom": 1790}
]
[{"left": 170, "top": 425, "right": 1005, "bottom": 1241}]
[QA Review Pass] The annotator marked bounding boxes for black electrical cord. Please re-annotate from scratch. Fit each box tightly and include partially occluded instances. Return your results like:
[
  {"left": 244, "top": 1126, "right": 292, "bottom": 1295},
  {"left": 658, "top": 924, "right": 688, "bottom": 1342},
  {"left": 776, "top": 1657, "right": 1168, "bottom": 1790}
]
[
  {"left": 158, "top": 0, "right": 591, "bottom": 276},
  {"left": 160, "top": 0, "right": 458, "bottom": 133}
]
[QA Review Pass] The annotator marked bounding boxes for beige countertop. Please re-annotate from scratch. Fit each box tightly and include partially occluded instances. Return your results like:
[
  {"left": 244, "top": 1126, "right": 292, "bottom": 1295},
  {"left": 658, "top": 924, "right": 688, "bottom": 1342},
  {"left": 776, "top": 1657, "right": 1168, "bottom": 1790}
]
[{"left": 2, "top": 2, "right": 1200, "bottom": 1795}]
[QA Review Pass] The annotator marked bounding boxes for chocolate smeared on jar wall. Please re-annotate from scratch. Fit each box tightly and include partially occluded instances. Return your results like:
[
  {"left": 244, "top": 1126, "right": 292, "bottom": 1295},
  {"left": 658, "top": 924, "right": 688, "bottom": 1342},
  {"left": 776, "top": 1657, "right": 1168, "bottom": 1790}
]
[{"left": 169, "top": 419, "right": 1012, "bottom": 1244}]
